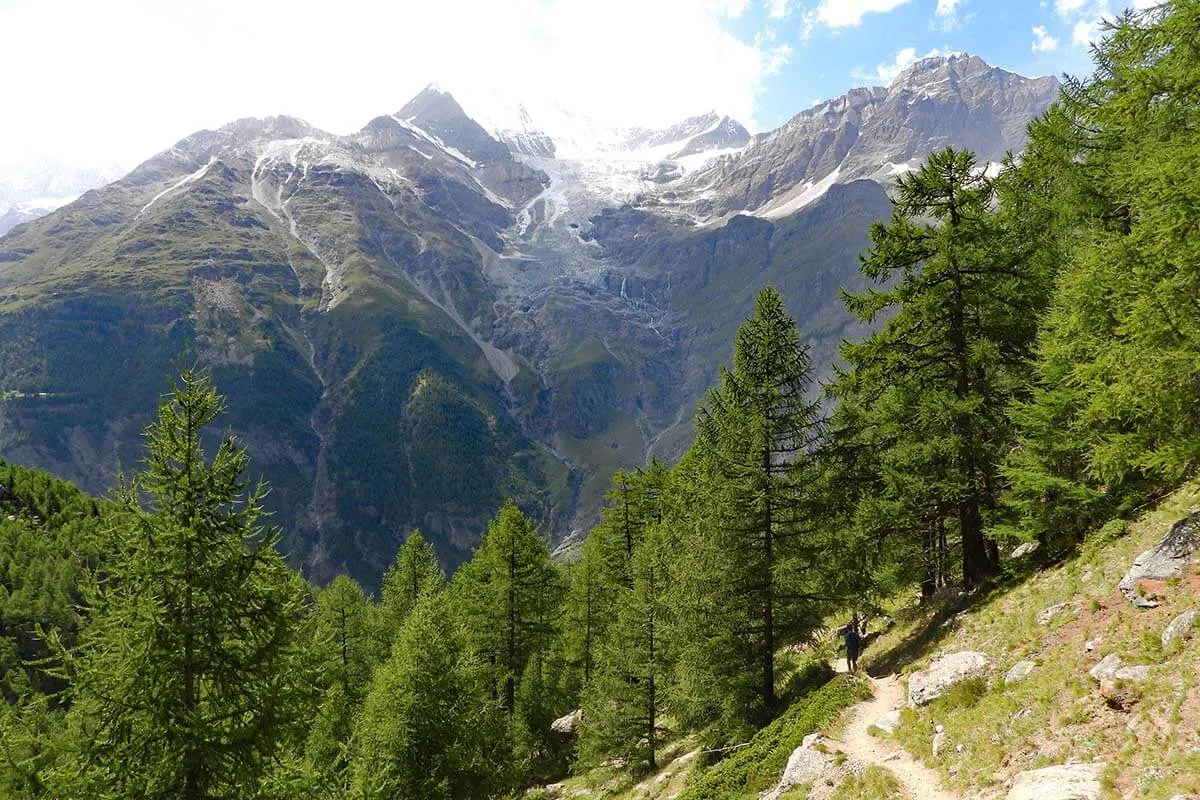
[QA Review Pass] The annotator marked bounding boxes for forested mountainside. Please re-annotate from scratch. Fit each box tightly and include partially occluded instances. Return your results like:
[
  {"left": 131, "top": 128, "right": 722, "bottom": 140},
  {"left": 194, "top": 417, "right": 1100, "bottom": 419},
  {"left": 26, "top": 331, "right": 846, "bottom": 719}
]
[
  {"left": 2, "top": 6, "right": 1200, "bottom": 798},
  {"left": 0, "top": 54, "right": 1055, "bottom": 586}
]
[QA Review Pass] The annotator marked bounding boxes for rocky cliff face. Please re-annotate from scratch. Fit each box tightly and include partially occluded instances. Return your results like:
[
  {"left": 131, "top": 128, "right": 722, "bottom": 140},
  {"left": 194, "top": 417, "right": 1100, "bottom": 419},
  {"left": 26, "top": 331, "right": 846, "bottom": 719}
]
[{"left": 0, "top": 55, "right": 1058, "bottom": 585}]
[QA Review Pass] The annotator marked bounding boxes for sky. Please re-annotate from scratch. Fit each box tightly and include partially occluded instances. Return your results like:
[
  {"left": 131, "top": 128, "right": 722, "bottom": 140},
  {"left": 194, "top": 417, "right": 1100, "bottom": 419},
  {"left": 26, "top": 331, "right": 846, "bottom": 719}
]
[{"left": 0, "top": 0, "right": 1157, "bottom": 172}]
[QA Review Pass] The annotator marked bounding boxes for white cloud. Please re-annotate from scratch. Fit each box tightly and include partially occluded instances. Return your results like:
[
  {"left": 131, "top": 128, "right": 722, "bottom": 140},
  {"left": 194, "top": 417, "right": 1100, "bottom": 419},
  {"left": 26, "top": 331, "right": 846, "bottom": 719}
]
[
  {"left": 765, "top": 0, "right": 793, "bottom": 18},
  {"left": 936, "top": 0, "right": 960, "bottom": 17},
  {"left": 1072, "top": 16, "right": 1103, "bottom": 45},
  {"left": 799, "top": 8, "right": 819, "bottom": 40},
  {"left": 856, "top": 46, "right": 945, "bottom": 83},
  {"left": 1031, "top": 25, "right": 1060, "bottom": 52},
  {"left": 0, "top": 0, "right": 782, "bottom": 169},
  {"left": 814, "top": 0, "right": 914, "bottom": 27},
  {"left": 1054, "top": 0, "right": 1088, "bottom": 16},
  {"left": 932, "top": 0, "right": 963, "bottom": 31}
]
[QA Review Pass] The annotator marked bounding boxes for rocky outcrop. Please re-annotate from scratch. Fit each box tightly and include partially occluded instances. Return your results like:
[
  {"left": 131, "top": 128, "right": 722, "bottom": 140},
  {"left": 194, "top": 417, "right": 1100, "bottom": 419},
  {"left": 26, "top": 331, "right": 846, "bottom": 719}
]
[
  {"left": 760, "top": 739, "right": 835, "bottom": 800},
  {"left": 1007, "top": 763, "right": 1104, "bottom": 800},
  {"left": 908, "top": 651, "right": 992, "bottom": 706},
  {"left": 1117, "top": 510, "right": 1200, "bottom": 607},
  {"left": 1010, "top": 541, "right": 1040, "bottom": 559},
  {"left": 1038, "top": 602, "right": 1075, "bottom": 626},
  {"left": 1162, "top": 609, "right": 1198, "bottom": 651},
  {"left": 551, "top": 709, "right": 581, "bottom": 734},
  {"left": 1004, "top": 660, "right": 1037, "bottom": 685}
]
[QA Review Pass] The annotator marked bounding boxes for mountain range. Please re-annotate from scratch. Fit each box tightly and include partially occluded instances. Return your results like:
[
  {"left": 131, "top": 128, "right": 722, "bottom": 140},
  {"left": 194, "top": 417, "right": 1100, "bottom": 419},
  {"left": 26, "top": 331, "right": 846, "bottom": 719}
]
[{"left": 0, "top": 53, "right": 1059, "bottom": 587}]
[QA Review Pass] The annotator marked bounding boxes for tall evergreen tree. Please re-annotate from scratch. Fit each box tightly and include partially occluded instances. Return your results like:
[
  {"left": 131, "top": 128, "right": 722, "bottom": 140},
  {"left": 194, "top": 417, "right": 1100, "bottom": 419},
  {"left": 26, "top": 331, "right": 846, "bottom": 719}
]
[
  {"left": 674, "top": 286, "right": 825, "bottom": 726},
  {"left": 352, "top": 592, "right": 505, "bottom": 800},
  {"left": 450, "top": 501, "right": 563, "bottom": 715},
  {"left": 1006, "top": 2, "right": 1200, "bottom": 547},
  {"left": 373, "top": 530, "right": 444, "bottom": 656},
  {"left": 580, "top": 524, "right": 673, "bottom": 772},
  {"left": 57, "top": 371, "right": 312, "bottom": 800},
  {"left": 304, "top": 575, "right": 373, "bottom": 796},
  {"left": 834, "top": 148, "right": 1049, "bottom": 589}
]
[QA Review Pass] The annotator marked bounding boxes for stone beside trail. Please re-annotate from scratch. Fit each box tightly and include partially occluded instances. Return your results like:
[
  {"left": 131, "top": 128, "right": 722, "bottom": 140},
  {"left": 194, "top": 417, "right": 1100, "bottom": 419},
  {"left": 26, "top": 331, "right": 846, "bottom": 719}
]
[
  {"left": 760, "top": 741, "right": 835, "bottom": 800},
  {"left": 907, "top": 651, "right": 991, "bottom": 706},
  {"left": 1007, "top": 763, "right": 1104, "bottom": 800},
  {"left": 1117, "top": 510, "right": 1200, "bottom": 607}
]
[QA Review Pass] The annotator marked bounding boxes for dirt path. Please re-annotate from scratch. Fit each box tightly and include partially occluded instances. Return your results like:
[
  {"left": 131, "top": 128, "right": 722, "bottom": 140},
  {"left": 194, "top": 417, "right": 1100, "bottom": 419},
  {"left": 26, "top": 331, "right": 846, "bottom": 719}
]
[{"left": 824, "top": 671, "right": 958, "bottom": 800}]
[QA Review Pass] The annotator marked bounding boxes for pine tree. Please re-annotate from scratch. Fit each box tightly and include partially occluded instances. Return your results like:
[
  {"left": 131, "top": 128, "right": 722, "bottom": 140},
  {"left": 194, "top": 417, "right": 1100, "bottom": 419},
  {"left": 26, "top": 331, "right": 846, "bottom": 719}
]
[
  {"left": 580, "top": 524, "right": 673, "bottom": 772},
  {"left": 450, "top": 501, "right": 563, "bottom": 715},
  {"left": 834, "top": 148, "right": 1049, "bottom": 590},
  {"left": 305, "top": 575, "right": 373, "bottom": 795},
  {"left": 373, "top": 530, "right": 444, "bottom": 656},
  {"left": 352, "top": 592, "right": 505, "bottom": 800},
  {"left": 57, "top": 371, "right": 313, "bottom": 800},
  {"left": 1006, "top": 2, "right": 1200, "bottom": 547},
  {"left": 674, "top": 286, "right": 825, "bottom": 726}
]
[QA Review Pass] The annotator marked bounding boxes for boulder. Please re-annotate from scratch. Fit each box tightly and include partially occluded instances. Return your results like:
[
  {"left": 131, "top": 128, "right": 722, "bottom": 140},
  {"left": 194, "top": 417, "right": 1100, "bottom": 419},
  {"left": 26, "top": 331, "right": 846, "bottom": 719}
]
[
  {"left": 1007, "top": 763, "right": 1104, "bottom": 800},
  {"left": 1011, "top": 541, "right": 1040, "bottom": 559},
  {"left": 908, "top": 651, "right": 992, "bottom": 706},
  {"left": 760, "top": 741, "right": 834, "bottom": 800},
  {"left": 1113, "top": 665, "right": 1150, "bottom": 683},
  {"left": 870, "top": 709, "right": 901, "bottom": 736},
  {"left": 1088, "top": 654, "right": 1123, "bottom": 683},
  {"left": 1162, "top": 609, "right": 1198, "bottom": 651},
  {"left": 1005, "top": 660, "right": 1037, "bottom": 685},
  {"left": 1117, "top": 510, "right": 1200, "bottom": 607},
  {"left": 551, "top": 709, "right": 581, "bottom": 734}
]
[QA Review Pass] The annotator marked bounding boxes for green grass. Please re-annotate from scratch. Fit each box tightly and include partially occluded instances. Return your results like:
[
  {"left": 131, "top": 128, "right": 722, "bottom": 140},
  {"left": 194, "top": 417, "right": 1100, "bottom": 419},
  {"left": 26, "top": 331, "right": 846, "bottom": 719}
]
[
  {"left": 874, "top": 481, "right": 1200, "bottom": 799},
  {"left": 677, "top": 674, "right": 871, "bottom": 800},
  {"left": 828, "top": 765, "right": 909, "bottom": 800}
]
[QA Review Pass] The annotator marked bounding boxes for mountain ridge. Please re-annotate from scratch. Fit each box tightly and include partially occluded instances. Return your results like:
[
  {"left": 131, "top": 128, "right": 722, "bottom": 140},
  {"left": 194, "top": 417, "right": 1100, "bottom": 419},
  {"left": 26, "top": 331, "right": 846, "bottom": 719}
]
[{"left": 0, "top": 54, "right": 1058, "bottom": 585}]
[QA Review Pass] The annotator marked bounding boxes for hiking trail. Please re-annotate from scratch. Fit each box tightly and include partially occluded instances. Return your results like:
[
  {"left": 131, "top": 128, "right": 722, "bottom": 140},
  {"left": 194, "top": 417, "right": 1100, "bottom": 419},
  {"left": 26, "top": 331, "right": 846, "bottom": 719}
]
[{"left": 823, "top": 666, "right": 959, "bottom": 800}]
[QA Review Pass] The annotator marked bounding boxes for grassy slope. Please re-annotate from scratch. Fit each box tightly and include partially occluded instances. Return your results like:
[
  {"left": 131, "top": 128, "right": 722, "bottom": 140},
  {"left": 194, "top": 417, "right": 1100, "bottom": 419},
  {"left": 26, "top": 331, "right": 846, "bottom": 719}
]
[
  {"left": 557, "top": 482, "right": 1200, "bottom": 800},
  {"left": 866, "top": 482, "right": 1200, "bottom": 800}
]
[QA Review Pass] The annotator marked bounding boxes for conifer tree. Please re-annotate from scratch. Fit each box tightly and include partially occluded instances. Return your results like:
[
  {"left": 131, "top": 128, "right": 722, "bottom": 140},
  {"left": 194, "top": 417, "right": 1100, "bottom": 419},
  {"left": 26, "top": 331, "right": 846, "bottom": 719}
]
[
  {"left": 834, "top": 148, "right": 1049, "bottom": 589},
  {"left": 373, "top": 530, "right": 444, "bottom": 655},
  {"left": 674, "top": 286, "right": 825, "bottom": 726},
  {"left": 1006, "top": 2, "right": 1200, "bottom": 547},
  {"left": 58, "top": 371, "right": 312, "bottom": 800},
  {"left": 304, "top": 575, "right": 373, "bottom": 795},
  {"left": 450, "top": 501, "right": 563, "bottom": 715},
  {"left": 580, "top": 524, "right": 672, "bottom": 772},
  {"left": 352, "top": 591, "right": 505, "bottom": 800}
]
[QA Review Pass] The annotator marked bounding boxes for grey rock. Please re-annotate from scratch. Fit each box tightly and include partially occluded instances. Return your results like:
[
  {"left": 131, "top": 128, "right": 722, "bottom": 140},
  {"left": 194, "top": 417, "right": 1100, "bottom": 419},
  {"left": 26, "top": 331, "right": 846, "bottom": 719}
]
[
  {"left": 1117, "top": 510, "right": 1200, "bottom": 607},
  {"left": 870, "top": 709, "right": 901, "bottom": 736},
  {"left": 908, "top": 651, "right": 992, "bottom": 706},
  {"left": 760, "top": 743, "right": 834, "bottom": 800},
  {"left": 1011, "top": 541, "right": 1040, "bottom": 558},
  {"left": 1005, "top": 659, "right": 1037, "bottom": 685},
  {"left": 1089, "top": 654, "right": 1124, "bottom": 683},
  {"left": 1162, "top": 609, "right": 1198, "bottom": 651},
  {"left": 1113, "top": 665, "right": 1150, "bottom": 683},
  {"left": 550, "top": 709, "right": 581, "bottom": 734},
  {"left": 1038, "top": 602, "right": 1075, "bottom": 626},
  {"left": 1007, "top": 763, "right": 1104, "bottom": 800}
]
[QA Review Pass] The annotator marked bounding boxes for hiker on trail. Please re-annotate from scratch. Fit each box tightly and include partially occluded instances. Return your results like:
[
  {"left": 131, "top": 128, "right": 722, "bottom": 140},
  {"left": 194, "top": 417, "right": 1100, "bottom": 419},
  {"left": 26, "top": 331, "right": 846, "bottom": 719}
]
[{"left": 843, "top": 614, "right": 862, "bottom": 673}]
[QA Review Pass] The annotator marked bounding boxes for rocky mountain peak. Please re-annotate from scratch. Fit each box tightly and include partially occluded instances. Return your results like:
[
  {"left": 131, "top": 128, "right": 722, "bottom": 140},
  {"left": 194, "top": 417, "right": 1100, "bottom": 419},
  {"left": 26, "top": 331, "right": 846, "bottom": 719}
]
[{"left": 397, "top": 85, "right": 510, "bottom": 164}]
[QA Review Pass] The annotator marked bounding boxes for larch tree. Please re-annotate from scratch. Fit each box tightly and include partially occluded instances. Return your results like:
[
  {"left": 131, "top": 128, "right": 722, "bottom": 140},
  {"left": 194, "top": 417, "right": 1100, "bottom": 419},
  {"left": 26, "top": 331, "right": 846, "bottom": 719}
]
[
  {"left": 674, "top": 286, "right": 826, "bottom": 726},
  {"left": 57, "top": 371, "right": 312, "bottom": 800}
]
